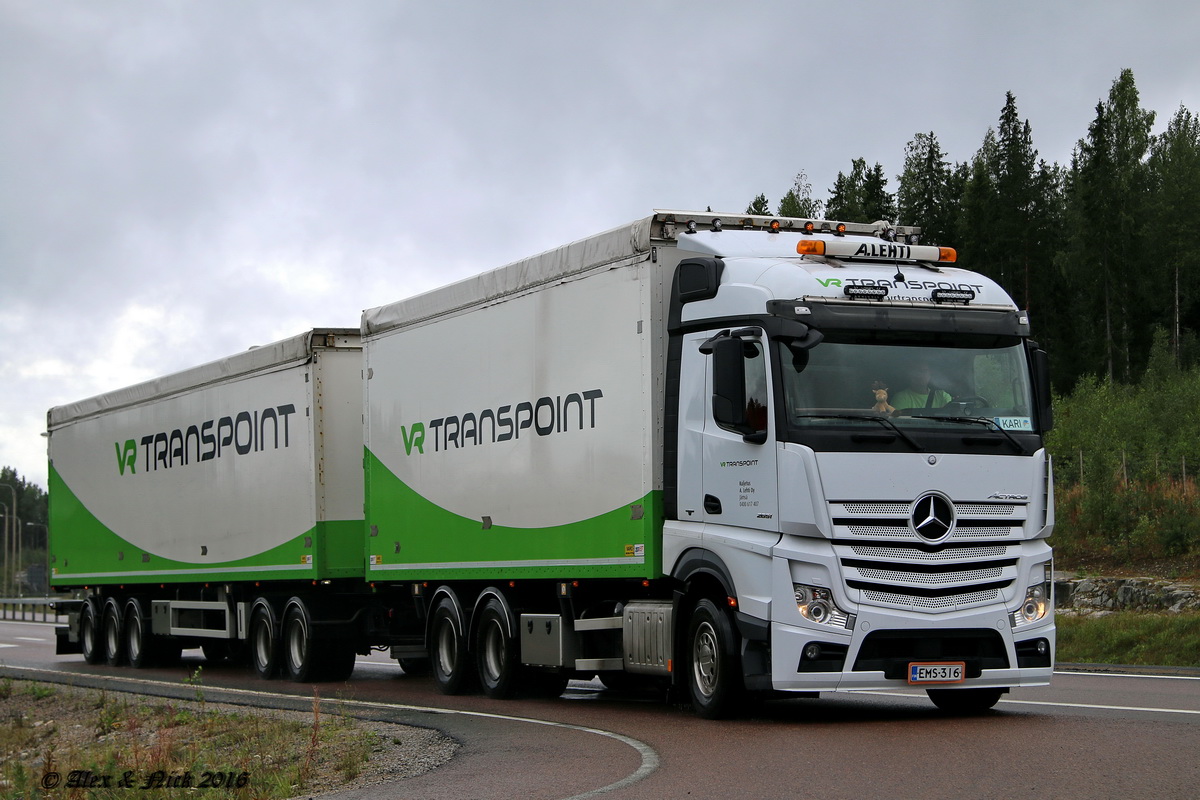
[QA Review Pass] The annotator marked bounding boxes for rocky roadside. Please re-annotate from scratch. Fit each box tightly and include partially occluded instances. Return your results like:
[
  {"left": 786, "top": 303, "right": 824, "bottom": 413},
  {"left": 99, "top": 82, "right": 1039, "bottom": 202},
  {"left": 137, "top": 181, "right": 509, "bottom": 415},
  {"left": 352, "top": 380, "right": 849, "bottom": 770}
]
[{"left": 1055, "top": 573, "right": 1200, "bottom": 616}]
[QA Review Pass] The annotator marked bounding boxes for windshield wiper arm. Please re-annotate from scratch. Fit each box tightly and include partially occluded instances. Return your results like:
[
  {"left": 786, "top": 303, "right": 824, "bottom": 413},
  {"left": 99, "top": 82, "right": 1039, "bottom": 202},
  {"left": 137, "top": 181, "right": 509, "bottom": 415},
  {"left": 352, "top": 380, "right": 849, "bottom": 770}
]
[
  {"left": 794, "top": 413, "right": 925, "bottom": 452},
  {"left": 929, "top": 415, "right": 1025, "bottom": 452}
]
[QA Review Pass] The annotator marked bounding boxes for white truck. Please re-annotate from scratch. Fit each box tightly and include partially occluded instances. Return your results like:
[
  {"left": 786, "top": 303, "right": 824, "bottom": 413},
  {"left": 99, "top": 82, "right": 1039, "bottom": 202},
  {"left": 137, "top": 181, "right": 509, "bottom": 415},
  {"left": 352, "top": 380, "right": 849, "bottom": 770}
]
[{"left": 50, "top": 211, "right": 1055, "bottom": 717}]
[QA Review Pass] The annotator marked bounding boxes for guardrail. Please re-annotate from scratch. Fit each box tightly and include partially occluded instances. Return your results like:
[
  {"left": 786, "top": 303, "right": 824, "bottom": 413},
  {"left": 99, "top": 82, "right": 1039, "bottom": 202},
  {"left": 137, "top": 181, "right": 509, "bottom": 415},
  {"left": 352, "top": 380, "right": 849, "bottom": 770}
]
[{"left": 0, "top": 597, "right": 70, "bottom": 623}]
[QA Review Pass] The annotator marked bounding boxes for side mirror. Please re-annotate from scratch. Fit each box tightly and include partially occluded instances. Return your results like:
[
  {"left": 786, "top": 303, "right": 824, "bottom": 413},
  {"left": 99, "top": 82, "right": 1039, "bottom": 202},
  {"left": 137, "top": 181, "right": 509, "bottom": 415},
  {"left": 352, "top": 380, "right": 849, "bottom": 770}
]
[
  {"left": 1031, "top": 344, "right": 1053, "bottom": 432},
  {"left": 711, "top": 337, "right": 750, "bottom": 433}
]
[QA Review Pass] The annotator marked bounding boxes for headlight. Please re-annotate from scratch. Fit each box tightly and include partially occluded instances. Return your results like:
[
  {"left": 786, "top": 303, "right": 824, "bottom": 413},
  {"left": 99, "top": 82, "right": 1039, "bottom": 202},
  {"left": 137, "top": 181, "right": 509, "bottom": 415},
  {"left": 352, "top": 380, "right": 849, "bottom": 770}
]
[
  {"left": 1012, "top": 563, "right": 1053, "bottom": 629},
  {"left": 794, "top": 583, "right": 855, "bottom": 629}
]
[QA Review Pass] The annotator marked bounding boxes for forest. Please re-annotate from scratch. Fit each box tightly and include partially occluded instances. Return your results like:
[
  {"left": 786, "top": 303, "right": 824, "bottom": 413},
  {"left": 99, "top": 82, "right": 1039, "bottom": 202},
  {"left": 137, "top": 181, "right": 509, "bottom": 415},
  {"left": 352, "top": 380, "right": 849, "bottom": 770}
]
[{"left": 743, "top": 68, "right": 1200, "bottom": 573}]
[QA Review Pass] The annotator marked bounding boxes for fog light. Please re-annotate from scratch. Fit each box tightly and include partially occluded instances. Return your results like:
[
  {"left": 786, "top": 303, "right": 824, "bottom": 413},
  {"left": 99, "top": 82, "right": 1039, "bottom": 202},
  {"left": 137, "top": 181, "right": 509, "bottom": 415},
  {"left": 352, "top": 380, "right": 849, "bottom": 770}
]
[
  {"left": 1037, "top": 640, "right": 1049, "bottom": 656},
  {"left": 803, "top": 643, "right": 822, "bottom": 661}
]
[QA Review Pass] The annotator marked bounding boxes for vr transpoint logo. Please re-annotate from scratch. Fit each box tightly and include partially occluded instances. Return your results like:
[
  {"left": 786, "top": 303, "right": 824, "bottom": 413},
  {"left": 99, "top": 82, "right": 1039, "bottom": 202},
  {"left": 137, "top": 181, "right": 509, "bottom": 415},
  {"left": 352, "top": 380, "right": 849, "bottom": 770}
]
[
  {"left": 115, "top": 404, "right": 297, "bottom": 476},
  {"left": 399, "top": 389, "right": 604, "bottom": 456}
]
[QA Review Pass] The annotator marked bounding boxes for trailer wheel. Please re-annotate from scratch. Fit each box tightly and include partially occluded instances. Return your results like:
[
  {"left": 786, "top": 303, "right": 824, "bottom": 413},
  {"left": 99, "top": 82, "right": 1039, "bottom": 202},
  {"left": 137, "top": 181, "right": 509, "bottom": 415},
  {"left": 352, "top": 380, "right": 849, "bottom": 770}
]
[
  {"left": 927, "top": 687, "right": 1004, "bottom": 715},
  {"left": 123, "top": 599, "right": 152, "bottom": 668},
  {"left": 475, "top": 598, "right": 519, "bottom": 699},
  {"left": 80, "top": 598, "right": 104, "bottom": 665},
  {"left": 250, "top": 603, "right": 279, "bottom": 679},
  {"left": 282, "top": 600, "right": 319, "bottom": 682},
  {"left": 685, "top": 598, "right": 743, "bottom": 719},
  {"left": 430, "top": 596, "right": 473, "bottom": 695},
  {"left": 103, "top": 599, "right": 125, "bottom": 667}
]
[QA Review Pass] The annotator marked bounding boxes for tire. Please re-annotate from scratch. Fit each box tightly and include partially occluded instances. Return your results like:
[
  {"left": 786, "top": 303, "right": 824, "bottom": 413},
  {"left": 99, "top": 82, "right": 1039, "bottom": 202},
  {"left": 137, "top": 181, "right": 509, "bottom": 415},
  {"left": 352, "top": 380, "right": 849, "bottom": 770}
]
[
  {"left": 124, "top": 599, "right": 153, "bottom": 669},
  {"left": 80, "top": 599, "right": 104, "bottom": 665},
  {"left": 430, "top": 596, "right": 473, "bottom": 695},
  {"left": 475, "top": 598, "right": 519, "bottom": 699},
  {"left": 103, "top": 600, "right": 125, "bottom": 667},
  {"left": 927, "top": 687, "right": 1005, "bottom": 714},
  {"left": 249, "top": 603, "right": 279, "bottom": 679},
  {"left": 282, "top": 600, "right": 318, "bottom": 682},
  {"left": 685, "top": 598, "right": 744, "bottom": 719}
]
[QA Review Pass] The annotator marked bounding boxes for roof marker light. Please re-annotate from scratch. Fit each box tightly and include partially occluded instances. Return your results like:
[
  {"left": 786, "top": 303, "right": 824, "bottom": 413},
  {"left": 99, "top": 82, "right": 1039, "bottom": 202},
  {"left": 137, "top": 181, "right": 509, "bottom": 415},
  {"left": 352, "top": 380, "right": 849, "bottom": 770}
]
[
  {"left": 768, "top": 219, "right": 781, "bottom": 233},
  {"left": 879, "top": 226, "right": 897, "bottom": 242},
  {"left": 907, "top": 233, "right": 921, "bottom": 245},
  {"left": 844, "top": 285, "right": 889, "bottom": 300},
  {"left": 741, "top": 218, "right": 754, "bottom": 230},
  {"left": 711, "top": 218, "right": 723, "bottom": 232},
  {"left": 685, "top": 219, "right": 698, "bottom": 234},
  {"left": 797, "top": 240, "right": 826, "bottom": 256},
  {"left": 834, "top": 223, "right": 846, "bottom": 236},
  {"left": 931, "top": 288, "right": 975, "bottom": 305},
  {"left": 802, "top": 221, "right": 815, "bottom": 235}
]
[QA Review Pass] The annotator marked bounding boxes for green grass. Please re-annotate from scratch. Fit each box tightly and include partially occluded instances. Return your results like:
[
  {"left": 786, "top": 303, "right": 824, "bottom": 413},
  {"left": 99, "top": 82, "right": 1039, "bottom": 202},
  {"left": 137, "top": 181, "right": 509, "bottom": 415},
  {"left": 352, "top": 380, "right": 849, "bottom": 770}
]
[
  {"left": 1056, "top": 612, "right": 1200, "bottom": 667},
  {"left": 0, "top": 681, "right": 379, "bottom": 799}
]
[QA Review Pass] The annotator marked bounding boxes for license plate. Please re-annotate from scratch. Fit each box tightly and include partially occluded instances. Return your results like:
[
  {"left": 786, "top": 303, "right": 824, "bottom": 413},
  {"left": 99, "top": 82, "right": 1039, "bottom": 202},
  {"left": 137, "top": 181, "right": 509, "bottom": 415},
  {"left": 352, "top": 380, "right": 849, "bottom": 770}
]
[{"left": 907, "top": 662, "right": 965, "bottom": 684}]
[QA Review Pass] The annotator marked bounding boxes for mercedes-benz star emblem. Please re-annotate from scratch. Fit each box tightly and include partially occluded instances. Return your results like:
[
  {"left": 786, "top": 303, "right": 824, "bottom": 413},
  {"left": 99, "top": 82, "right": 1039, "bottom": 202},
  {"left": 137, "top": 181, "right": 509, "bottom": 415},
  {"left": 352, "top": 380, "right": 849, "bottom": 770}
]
[{"left": 911, "top": 494, "right": 955, "bottom": 541}]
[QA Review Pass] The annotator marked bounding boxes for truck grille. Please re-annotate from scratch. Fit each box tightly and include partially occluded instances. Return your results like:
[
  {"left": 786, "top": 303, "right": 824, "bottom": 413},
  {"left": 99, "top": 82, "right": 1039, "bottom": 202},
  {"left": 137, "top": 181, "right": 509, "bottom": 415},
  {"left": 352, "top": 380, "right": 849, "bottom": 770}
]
[{"left": 830, "top": 499, "right": 1025, "bottom": 613}]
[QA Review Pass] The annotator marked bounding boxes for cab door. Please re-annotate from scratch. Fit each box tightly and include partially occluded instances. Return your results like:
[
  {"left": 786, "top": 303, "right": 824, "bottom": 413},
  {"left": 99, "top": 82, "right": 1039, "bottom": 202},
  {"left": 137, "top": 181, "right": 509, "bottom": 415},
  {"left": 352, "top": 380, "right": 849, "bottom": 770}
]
[{"left": 680, "top": 327, "right": 779, "bottom": 533}]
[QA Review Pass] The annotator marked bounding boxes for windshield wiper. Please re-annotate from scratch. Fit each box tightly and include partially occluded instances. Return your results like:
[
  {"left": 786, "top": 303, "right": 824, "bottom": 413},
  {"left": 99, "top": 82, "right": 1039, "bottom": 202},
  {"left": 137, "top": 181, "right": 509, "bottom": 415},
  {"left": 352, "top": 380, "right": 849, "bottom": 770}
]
[
  {"left": 794, "top": 413, "right": 925, "bottom": 452},
  {"left": 920, "top": 415, "right": 1025, "bottom": 453}
]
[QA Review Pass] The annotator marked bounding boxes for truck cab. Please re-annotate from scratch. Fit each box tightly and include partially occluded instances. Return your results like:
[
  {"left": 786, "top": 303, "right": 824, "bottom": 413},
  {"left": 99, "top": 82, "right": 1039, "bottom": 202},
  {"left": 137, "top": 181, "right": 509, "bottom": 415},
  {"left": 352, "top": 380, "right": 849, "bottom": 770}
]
[{"left": 660, "top": 214, "right": 1054, "bottom": 715}]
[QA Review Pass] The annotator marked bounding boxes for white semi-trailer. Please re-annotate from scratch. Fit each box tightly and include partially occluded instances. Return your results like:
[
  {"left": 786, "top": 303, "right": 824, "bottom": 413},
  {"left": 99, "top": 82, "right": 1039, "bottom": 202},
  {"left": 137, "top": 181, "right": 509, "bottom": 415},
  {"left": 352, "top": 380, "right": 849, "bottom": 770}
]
[{"left": 51, "top": 211, "right": 1055, "bottom": 717}]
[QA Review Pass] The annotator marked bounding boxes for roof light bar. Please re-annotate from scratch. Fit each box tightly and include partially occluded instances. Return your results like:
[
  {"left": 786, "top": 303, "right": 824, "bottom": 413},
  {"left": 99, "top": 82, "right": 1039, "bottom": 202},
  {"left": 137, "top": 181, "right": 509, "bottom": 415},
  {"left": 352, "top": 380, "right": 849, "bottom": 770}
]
[
  {"left": 796, "top": 239, "right": 826, "bottom": 256},
  {"left": 938, "top": 247, "right": 957, "bottom": 263},
  {"left": 931, "top": 288, "right": 975, "bottom": 305},
  {"left": 844, "top": 285, "right": 889, "bottom": 300}
]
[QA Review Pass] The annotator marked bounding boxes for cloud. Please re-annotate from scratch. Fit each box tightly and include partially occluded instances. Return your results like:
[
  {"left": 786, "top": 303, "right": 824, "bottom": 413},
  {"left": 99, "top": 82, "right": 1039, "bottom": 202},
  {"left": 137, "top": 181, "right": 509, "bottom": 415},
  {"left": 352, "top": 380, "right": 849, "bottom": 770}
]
[{"left": 3, "top": 0, "right": 1200, "bottom": 489}]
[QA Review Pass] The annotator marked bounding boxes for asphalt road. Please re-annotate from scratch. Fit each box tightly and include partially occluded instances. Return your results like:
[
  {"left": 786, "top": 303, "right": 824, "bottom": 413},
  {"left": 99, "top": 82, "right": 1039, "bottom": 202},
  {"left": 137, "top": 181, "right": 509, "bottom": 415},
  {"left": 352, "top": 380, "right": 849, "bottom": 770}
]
[{"left": 3, "top": 619, "right": 1198, "bottom": 800}]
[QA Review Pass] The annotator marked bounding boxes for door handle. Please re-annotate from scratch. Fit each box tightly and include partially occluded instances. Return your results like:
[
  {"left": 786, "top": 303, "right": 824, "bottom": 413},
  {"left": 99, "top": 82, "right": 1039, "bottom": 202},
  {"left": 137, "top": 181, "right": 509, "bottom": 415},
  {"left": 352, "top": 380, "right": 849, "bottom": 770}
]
[{"left": 704, "top": 494, "right": 722, "bottom": 515}]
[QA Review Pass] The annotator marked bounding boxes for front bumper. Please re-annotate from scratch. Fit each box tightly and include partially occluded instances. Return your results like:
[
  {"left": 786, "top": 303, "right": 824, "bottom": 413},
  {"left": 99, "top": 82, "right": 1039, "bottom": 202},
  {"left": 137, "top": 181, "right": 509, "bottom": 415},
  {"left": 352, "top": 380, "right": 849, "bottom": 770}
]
[{"left": 768, "top": 604, "right": 1055, "bottom": 693}]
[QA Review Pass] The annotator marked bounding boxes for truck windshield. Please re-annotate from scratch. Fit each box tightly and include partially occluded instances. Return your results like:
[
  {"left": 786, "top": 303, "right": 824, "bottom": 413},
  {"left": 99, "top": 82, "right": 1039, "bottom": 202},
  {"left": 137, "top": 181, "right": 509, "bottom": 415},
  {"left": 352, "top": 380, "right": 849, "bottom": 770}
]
[{"left": 776, "top": 331, "right": 1040, "bottom": 450}]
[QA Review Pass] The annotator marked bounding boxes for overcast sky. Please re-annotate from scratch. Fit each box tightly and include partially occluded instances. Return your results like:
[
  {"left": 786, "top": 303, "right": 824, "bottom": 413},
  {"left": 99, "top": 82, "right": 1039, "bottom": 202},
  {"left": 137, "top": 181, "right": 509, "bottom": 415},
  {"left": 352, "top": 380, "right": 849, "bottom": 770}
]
[{"left": 3, "top": 1, "right": 1200, "bottom": 489}]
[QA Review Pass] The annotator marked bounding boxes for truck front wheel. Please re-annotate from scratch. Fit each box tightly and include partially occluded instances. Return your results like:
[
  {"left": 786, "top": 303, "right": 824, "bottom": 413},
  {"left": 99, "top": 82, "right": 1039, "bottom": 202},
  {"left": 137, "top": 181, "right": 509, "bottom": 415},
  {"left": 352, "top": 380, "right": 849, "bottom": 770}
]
[
  {"left": 475, "top": 598, "right": 519, "bottom": 699},
  {"left": 686, "top": 598, "right": 743, "bottom": 719},
  {"left": 430, "top": 596, "right": 473, "bottom": 695}
]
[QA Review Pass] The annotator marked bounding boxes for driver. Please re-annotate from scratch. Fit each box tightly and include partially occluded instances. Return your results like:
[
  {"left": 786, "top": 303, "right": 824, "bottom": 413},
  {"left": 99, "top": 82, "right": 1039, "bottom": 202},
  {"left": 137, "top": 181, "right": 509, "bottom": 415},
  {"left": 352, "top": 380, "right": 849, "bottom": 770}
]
[{"left": 891, "top": 360, "right": 951, "bottom": 410}]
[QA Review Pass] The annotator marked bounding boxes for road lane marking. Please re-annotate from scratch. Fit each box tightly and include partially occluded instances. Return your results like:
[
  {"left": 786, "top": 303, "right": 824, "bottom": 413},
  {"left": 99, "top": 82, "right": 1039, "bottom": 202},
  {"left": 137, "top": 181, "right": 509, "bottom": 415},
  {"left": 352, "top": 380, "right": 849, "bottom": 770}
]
[
  {"left": 1056, "top": 670, "right": 1200, "bottom": 681},
  {"left": 853, "top": 690, "right": 1200, "bottom": 716}
]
